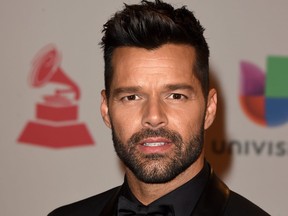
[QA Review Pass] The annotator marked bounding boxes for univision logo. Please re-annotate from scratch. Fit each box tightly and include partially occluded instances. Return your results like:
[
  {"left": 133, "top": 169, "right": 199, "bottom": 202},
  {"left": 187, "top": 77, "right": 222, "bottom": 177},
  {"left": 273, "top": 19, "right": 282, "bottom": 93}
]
[{"left": 240, "top": 56, "right": 288, "bottom": 127}]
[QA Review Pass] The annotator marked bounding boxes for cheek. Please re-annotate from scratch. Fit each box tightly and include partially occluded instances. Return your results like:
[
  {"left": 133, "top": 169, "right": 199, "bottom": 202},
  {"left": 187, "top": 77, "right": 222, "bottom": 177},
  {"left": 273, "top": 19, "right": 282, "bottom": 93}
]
[
  {"left": 169, "top": 106, "right": 204, "bottom": 137},
  {"left": 110, "top": 107, "right": 141, "bottom": 142}
]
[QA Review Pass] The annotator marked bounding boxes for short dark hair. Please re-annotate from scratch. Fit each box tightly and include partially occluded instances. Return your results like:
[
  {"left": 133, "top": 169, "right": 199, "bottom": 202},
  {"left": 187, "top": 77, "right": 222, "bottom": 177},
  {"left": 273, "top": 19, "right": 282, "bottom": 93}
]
[{"left": 100, "top": 0, "right": 210, "bottom": 99}]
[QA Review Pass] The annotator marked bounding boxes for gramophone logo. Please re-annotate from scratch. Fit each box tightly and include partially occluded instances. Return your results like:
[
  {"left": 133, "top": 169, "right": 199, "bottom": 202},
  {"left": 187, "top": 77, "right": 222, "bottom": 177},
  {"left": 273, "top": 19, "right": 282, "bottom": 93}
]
[
  {"left": 18, "top": 45, "right": 94, "bottom": 148},
  {"left": 240, "top": 56, "right": 288, "bottom": 127}
]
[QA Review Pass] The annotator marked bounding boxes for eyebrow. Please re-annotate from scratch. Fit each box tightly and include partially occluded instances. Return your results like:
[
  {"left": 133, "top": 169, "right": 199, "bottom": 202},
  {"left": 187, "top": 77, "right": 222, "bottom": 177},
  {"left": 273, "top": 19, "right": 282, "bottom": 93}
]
[
  {"left": 163, "top": 84, "right": 195, "bottom": 92},
  {"left": 112, "top": 86, "right": 142, "bottom": 96}
]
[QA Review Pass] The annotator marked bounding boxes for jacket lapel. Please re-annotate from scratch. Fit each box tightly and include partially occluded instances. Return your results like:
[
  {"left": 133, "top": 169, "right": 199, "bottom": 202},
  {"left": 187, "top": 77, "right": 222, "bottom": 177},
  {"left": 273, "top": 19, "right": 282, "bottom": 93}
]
[
  {"left": 191, "top": 167, "right": 230, "bottom": 216},
  {"left": 99, "top": 186, "right": 122, "bottom": 216}
]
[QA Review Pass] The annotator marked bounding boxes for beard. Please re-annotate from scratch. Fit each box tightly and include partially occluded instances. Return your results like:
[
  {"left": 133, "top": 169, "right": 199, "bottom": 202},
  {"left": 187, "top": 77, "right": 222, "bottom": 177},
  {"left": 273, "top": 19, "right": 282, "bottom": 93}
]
[{"left": 111, "top": 126, "right": 204, "bottom": 184}]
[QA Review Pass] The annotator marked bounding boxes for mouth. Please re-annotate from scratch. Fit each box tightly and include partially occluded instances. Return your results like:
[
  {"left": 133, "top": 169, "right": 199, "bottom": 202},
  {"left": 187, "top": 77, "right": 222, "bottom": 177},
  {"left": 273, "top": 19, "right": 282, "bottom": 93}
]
[{"left": 138, "top": 138, "right": 173, "bottom": 154}]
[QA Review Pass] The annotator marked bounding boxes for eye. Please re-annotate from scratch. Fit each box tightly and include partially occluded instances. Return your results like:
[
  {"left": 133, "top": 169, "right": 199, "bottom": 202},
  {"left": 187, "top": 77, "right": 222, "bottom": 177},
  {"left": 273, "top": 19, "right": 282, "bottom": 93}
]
[
  {"left": 168, "top": 93, "right": 187, "bottom": 100},
  {"left": 122, "top": 94, "right": 141, "bottom": 101}
]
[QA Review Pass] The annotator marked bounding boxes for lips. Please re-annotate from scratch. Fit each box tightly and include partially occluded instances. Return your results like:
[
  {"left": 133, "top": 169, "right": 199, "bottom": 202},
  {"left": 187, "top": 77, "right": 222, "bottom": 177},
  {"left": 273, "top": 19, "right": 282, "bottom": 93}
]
[
  {"left": 140, "top": 137, "right": 171, "bottom": 146},
  {"left": 138, "top": 137, "right": 173, "bottom": 153}
]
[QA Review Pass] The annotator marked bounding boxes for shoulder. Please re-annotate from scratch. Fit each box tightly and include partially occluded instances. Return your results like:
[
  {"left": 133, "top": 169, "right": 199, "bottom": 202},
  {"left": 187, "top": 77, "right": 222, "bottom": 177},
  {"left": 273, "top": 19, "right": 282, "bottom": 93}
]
[
  {"left": 224, "top": 190, "right": 270, "bottom": 216},
  {"left": 48, "top": 186, "right": 120, "bottom": 216}
]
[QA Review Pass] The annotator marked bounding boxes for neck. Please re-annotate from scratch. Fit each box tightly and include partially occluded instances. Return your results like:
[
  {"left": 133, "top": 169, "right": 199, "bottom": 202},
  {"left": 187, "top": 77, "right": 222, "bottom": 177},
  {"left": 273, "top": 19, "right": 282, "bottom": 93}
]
[{"left": 125, "top": 156, "right": 204, "bottom": 205}]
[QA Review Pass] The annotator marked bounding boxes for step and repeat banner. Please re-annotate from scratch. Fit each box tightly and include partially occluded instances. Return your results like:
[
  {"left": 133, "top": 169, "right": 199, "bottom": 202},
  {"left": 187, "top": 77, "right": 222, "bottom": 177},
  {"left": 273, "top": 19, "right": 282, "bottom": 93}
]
[{"left": 1, "top": 0, "right": 287, "bottom": 215}]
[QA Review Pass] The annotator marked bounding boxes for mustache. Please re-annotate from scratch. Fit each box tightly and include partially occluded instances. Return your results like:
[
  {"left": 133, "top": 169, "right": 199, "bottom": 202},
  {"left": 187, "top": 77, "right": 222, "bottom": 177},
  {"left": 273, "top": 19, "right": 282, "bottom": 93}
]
[{"left": 128, "top": 128, "right": 183, "bottom": 146}]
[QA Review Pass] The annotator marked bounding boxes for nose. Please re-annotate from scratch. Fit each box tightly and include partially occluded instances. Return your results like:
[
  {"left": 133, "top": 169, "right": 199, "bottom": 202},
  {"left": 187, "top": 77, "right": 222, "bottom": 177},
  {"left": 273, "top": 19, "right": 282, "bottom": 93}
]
[{"left": 141, "top": 97, "right": 168, "bottom": 129}]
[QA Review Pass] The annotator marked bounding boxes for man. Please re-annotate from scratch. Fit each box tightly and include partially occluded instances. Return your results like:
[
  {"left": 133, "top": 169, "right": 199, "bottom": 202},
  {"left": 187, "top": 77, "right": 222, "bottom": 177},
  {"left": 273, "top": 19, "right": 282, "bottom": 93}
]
[{"left": 49, "top": 0, "right": 269, "bottom": 215}]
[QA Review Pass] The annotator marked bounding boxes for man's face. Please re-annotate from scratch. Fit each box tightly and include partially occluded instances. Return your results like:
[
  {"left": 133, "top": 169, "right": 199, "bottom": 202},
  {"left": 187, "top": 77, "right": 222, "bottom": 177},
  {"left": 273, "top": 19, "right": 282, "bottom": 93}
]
[{"left": 101, "top": 44, "right": 216, "bottom": 183}]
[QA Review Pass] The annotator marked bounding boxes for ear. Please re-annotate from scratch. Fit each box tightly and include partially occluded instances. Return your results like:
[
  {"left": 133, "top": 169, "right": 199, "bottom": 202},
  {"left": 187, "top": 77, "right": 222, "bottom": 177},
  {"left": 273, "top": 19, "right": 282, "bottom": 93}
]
[
  {"left": 204, "top": 88, "right": 217, "bottom": 130},
  {"left": 100, "top": 90, "right": 112, "bottom": 128}
]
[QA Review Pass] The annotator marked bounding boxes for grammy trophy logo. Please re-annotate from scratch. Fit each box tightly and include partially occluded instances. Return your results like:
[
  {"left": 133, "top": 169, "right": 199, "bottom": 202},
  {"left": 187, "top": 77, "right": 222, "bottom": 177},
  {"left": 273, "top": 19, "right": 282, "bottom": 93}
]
[{"left": 18, "top": 45, "right": 94, "bottom": 148}]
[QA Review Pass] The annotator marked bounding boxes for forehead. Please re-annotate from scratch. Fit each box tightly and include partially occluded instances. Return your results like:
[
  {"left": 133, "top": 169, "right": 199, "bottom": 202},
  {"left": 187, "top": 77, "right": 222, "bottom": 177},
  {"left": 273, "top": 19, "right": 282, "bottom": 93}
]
[{"left": 110, "top": 44, "right": 198, "bottom": 87}]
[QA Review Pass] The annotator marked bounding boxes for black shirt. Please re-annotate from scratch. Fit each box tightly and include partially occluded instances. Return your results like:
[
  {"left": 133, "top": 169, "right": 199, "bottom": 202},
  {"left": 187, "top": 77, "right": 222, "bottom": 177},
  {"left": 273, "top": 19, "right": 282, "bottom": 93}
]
[{"left": 118, "top": 162, "right": 210, "bottom": 216}]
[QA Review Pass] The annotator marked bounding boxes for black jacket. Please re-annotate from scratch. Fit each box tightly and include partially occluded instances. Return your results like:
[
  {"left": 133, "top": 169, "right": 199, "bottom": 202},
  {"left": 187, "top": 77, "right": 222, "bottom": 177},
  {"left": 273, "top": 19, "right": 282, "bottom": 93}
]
[{"left": 48, "top": 168, "right": 270, "bottom": 216}]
